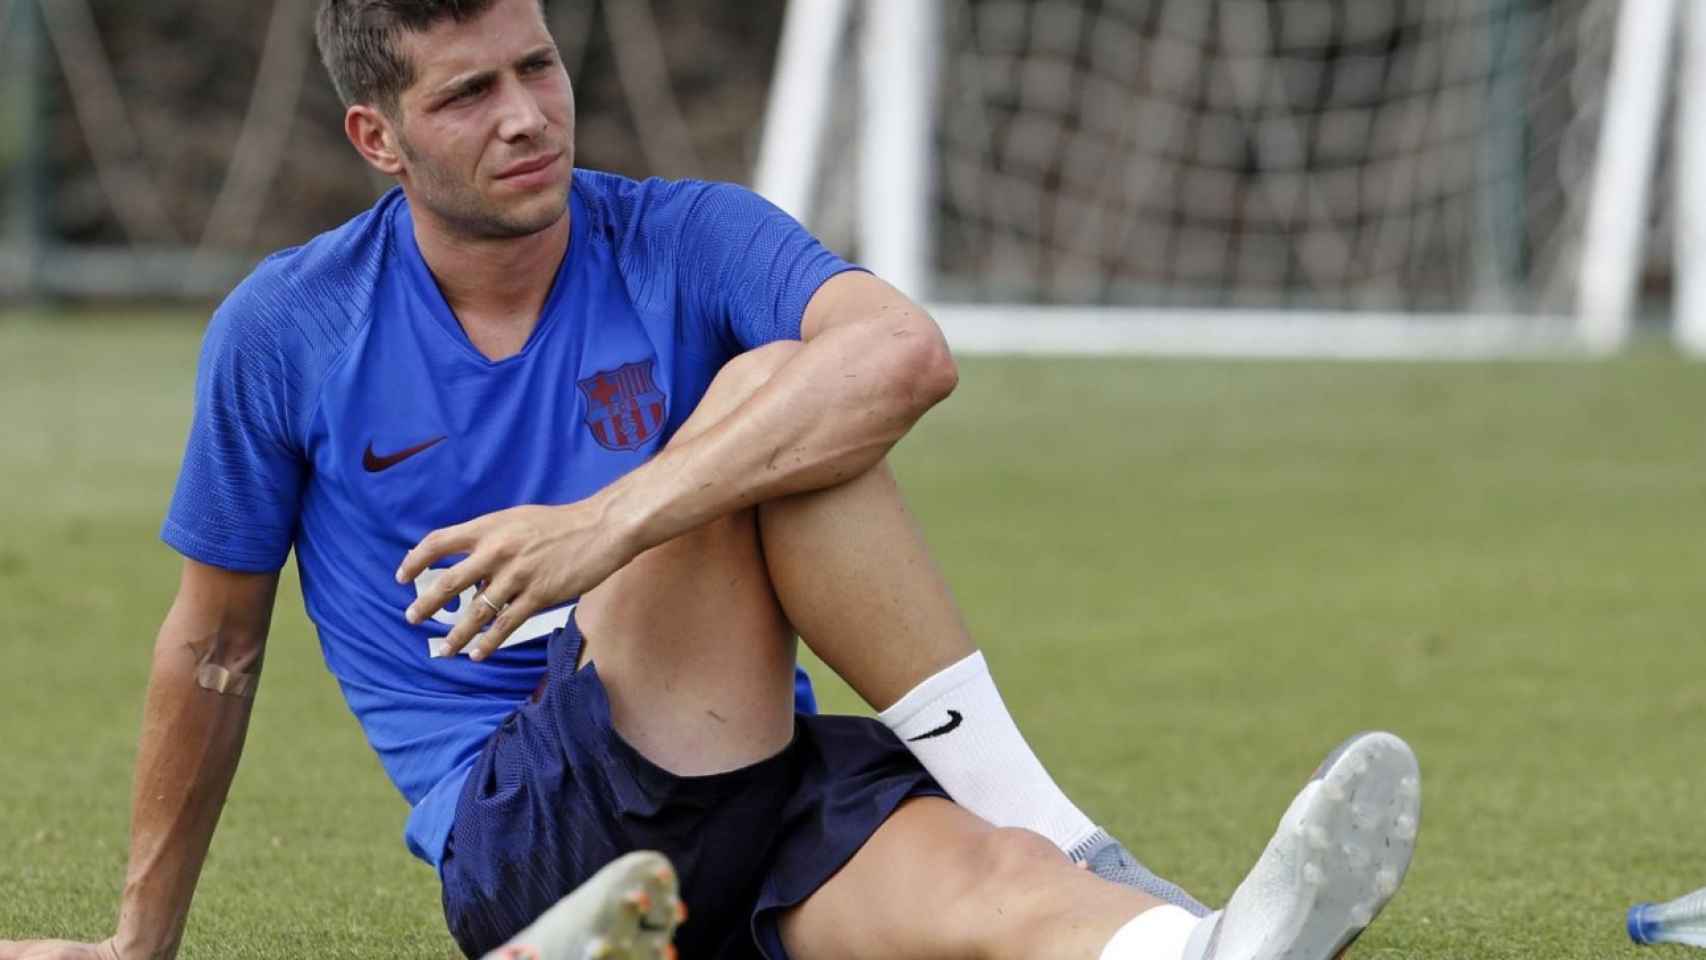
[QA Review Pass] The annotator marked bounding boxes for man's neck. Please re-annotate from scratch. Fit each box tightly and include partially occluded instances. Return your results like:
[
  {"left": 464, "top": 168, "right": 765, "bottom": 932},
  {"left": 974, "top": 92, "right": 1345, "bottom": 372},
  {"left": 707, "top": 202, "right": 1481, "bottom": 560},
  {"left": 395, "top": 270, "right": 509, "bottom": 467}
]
[{"left": 412, "top": 206, "right": 571, "bottom": 361}]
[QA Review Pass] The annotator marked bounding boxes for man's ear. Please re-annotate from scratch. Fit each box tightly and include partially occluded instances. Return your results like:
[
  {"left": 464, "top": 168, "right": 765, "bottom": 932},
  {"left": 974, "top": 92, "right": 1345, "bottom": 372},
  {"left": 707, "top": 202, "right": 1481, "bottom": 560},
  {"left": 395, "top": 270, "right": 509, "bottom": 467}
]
[{"left": 346, "top": 105, "right": 404, "bottom": 176}]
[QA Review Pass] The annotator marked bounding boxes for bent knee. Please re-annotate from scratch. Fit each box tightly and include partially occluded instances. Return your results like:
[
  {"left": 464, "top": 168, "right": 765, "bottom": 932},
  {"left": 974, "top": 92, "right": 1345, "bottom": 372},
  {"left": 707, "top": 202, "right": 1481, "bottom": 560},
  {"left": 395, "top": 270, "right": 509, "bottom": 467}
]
[
  {"left": 935, "top": 827, "right": 1073, "bottom": 948},
  {"left": 970, "top": 827, "right": 1071, "bottom": 888}
]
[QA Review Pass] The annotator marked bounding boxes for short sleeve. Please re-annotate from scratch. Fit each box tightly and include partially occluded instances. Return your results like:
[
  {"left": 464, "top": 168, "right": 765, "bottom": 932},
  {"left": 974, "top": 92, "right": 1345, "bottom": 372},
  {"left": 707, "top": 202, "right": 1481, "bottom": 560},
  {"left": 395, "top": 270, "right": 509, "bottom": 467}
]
[
  {"left": 676, "top": 183, "right": 863, "bottom": 350},
  {"left": 161, "top": 296, "right": 307, "bottom": 573}
]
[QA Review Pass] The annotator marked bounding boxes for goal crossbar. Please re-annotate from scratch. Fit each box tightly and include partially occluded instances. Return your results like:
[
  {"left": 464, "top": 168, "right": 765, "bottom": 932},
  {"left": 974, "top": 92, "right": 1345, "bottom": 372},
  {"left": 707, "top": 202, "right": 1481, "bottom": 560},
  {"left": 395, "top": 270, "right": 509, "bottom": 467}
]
[{"left": 929, "top": 306, "right": 1590, "bottom": 360}]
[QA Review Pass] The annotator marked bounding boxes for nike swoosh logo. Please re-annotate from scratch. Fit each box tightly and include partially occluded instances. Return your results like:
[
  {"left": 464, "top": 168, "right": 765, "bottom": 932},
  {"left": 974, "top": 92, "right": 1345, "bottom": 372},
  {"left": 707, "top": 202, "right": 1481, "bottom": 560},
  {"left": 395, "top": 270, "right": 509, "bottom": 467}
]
[
  {"left": 907, "top": 709, "right": 963, "bottom": 742},
  {"left": 363, "top": 436, "right": 447, "bottom": 473}
]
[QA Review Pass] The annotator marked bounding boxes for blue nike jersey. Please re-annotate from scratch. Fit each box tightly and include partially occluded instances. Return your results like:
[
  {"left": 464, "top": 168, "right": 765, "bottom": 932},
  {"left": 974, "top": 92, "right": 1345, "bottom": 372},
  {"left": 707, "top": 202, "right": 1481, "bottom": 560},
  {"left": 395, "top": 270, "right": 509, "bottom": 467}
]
[{"left": 161, "top": 170, "right": 857, "bottom": 866}]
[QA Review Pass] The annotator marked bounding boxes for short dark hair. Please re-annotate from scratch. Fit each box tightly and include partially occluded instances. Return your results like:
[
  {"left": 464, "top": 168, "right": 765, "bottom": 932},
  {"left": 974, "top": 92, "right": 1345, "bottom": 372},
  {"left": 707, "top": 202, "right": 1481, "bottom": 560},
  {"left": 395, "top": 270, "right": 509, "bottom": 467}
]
[{"left": 315, "top": 0, "right": 534, "bottom": 113}]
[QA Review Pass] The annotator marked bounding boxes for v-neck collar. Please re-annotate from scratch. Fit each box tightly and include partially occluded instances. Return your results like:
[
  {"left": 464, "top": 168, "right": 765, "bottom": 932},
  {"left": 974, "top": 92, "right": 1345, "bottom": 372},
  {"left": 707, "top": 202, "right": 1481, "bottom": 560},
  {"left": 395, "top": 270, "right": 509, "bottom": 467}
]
[{"left": 392, "top": 181, "right": 586, "bottom": 369}]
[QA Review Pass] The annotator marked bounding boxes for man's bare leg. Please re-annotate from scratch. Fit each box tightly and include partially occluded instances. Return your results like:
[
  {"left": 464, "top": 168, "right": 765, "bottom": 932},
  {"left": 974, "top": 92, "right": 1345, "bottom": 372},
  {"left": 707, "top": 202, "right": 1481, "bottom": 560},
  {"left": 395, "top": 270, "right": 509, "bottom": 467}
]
[
  {"left": 574, "top": 347, "right": 1418, "bottom": 960},
  {"left": 781, "top": 798, "right": 1163, "bottom": 960},
  {"left": 644, "top": 341, "right": 1202, "bottom": 909},
  {"left": 573, "top": 395, "right": 1185, "bottom": 960},
  {"left": 782, "top": 732, "right": 1421, "bottom": 960},
  {"left": 570, "top": 345, "right": 1189, "bottom": 958}
]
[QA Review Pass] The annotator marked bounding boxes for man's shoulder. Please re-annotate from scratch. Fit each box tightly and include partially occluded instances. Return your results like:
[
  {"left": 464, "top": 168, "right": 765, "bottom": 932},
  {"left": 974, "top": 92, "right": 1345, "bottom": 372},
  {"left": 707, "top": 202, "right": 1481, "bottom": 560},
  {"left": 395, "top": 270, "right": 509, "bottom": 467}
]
[
  {"left": 573, "top": 168, "right": 754, "bottom": 238},
  {"left": 194, "top": 190, "right": 404, "bottom": 405},
  {"left": 228, "top": 189, "right": 402, "bottom": 323},
  {"left": 208, "top": 190, "right": 403, "bottom": 355},
  {"left": 574, "top": 167, "right": 727, "bottom": 208}
]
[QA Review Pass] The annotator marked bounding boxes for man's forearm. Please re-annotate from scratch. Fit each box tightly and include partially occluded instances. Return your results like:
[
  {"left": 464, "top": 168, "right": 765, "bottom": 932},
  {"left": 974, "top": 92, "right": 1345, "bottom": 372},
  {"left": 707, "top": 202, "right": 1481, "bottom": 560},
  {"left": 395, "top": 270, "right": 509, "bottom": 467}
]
[
  {"left": 391, "top": 282, "right": 958, "bottom": 660},
  {"left": 605, "top": 306, "right": 957, "bottom": 555},
  {"left": 113, "top": 621, "right": 262, "bottom": 959}
]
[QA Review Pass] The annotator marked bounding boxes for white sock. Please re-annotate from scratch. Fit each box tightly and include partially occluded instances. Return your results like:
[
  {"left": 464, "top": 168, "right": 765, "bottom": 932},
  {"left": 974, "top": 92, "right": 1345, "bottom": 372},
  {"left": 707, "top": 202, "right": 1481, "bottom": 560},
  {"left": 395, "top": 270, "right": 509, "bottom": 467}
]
[
  {"left": 1099, "top": 905, "right": 1205, "bottom": 960},
  {"left": 878, "top": 650, "right": 1100, "bottom": 854}
]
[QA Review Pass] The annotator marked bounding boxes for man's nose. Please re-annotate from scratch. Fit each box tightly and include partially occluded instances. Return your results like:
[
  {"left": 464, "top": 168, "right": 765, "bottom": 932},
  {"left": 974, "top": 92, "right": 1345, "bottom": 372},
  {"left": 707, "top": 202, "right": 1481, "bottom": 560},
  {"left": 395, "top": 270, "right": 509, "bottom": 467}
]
[{"left": 496, "top": 79, "right": 548, "bottom": 140}]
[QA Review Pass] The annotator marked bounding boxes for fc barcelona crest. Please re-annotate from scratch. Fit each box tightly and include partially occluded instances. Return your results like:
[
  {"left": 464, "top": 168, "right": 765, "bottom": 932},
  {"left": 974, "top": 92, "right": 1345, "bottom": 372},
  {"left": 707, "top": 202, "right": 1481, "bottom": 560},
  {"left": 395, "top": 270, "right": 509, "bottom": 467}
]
[{"left": 578, "top": 360, "right": 669, "bottom": 452}]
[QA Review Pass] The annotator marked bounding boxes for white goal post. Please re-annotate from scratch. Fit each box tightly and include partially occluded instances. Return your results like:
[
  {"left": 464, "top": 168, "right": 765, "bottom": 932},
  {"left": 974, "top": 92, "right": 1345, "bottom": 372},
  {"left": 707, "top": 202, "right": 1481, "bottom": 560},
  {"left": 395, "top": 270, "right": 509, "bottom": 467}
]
[{"left": 757, "top": 0, "right": 1703, "bottom": 358}]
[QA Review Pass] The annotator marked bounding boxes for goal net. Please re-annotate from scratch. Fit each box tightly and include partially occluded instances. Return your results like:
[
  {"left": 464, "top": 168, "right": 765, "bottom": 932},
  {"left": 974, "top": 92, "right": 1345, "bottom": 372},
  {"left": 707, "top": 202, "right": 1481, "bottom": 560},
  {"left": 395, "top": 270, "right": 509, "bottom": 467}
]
[{"left": 759, "top": 0, "right": 1680, "bottom": 357}]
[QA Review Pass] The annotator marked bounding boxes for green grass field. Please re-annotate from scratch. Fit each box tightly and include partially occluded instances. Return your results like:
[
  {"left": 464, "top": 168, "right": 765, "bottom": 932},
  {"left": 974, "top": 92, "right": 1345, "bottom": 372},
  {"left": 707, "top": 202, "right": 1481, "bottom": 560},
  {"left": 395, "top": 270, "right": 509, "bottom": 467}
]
[{"left": 4, "top": 311, "right": 1705, "bottom": 958}]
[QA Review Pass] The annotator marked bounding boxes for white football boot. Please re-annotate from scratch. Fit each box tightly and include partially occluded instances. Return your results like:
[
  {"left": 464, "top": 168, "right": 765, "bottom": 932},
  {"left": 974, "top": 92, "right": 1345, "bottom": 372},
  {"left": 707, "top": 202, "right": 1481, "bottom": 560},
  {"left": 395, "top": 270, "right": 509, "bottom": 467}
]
[
  {"left": 482, "top": 851, "right": 685, "bottom": 960},
  {"left": 1184, "top": 732, "right": 1422, "bottom": 960}
]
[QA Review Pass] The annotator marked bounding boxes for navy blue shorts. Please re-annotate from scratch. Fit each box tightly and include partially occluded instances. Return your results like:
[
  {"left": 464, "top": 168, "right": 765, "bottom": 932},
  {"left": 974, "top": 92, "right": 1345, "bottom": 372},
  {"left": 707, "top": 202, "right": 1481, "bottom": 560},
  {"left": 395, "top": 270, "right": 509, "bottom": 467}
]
[{"left": 440, "top": 614, "right": 943, "bottom": 959}]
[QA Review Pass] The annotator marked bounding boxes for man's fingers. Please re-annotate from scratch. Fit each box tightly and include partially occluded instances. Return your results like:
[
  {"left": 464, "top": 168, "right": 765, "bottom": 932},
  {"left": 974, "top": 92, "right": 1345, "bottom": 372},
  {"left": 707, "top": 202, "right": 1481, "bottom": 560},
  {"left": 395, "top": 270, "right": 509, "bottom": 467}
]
[
  {"left": 436, "top": 576, "right": 522, "bottom": 658},
  {"left": 467, "top": 592, "right": 540, "bottom": 662},
  {"left": 395, "top": 523, "right": 476, "bottom": 585},
  {"left": 405, "top": 554, "right": 487, "bottom": 625},
  {"left": 434, "top": 592, "right": 493, "bottom": 656}
]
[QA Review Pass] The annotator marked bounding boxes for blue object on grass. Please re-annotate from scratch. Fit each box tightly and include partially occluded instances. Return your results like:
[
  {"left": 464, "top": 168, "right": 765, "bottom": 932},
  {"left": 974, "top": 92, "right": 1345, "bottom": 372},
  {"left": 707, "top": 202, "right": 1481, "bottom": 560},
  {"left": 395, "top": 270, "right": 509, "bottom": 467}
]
[{"left": 1630, "top": 887, "right": 1706, "bottom": 947}]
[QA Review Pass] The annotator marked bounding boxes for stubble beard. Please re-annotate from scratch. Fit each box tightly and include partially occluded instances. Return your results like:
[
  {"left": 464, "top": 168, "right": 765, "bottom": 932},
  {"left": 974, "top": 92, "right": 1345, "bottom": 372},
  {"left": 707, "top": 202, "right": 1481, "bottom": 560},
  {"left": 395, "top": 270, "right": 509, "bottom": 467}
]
[{"left": 400, "top": 135, "right": 568, "bottom": 241}]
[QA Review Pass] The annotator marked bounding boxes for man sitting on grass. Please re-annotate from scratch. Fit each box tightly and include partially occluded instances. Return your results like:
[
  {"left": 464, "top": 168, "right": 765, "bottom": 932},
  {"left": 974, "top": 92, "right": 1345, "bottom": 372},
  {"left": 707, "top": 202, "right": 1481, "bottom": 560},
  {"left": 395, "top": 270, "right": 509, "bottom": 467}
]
[{"left": 1, "top": 1, "right": 1421, "bottom": 957}]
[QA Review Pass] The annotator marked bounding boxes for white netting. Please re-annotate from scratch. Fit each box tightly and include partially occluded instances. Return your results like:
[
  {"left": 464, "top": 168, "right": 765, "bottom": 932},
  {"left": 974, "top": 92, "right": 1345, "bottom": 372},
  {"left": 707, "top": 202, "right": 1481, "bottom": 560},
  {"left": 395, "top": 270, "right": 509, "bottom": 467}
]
[{"left": 816, "top": 0, "right": 1667, "bottom": 316}]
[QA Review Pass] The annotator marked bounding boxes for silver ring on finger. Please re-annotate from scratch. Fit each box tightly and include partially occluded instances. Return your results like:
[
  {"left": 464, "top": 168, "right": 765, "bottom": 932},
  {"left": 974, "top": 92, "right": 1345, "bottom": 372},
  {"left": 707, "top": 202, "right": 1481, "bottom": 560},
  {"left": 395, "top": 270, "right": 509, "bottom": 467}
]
[{"left": 477, "top": 592, "right": 507, "bottom": 616}]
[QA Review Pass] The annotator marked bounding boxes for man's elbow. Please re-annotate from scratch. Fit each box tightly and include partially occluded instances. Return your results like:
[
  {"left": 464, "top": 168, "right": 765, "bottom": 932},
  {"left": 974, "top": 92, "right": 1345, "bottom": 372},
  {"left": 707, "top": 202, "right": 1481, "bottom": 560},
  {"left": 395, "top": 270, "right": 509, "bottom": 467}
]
[{"left": 893, "top": 321, "right": 959, "bottom": 413}]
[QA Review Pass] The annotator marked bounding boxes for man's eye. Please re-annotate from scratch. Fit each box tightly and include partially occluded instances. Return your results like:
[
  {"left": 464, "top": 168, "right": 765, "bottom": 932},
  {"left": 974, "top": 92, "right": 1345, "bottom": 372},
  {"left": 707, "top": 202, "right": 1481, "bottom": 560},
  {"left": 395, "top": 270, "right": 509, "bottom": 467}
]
[{"left": 522, "top": 58, "right": 554, "bottom": 74}]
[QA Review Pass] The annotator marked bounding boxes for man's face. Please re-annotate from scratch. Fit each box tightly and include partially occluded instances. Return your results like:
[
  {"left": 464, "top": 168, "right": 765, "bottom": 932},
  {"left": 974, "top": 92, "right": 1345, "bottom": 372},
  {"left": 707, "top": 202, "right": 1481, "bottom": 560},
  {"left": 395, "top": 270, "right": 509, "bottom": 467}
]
[{"left": 389, "top": 0, "right": 575, "bottom": 240}]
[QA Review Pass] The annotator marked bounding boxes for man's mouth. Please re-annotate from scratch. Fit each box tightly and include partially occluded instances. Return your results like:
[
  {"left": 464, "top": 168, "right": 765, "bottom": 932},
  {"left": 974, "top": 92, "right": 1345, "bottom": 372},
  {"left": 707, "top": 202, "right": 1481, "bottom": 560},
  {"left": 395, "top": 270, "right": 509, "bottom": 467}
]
[{"left": 495, "top": 152, "right": 562, "bottom": 180}]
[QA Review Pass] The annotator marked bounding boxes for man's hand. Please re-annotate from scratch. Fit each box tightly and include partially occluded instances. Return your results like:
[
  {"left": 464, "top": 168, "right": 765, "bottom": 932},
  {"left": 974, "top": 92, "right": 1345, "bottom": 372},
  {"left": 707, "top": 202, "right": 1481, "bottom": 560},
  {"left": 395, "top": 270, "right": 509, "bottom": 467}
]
[
  {"left": 0, "top": 939, "right": 121, "bottom": 960},
  {"left": 397, "top": 500, "right": 634, "bottom": 661}
]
